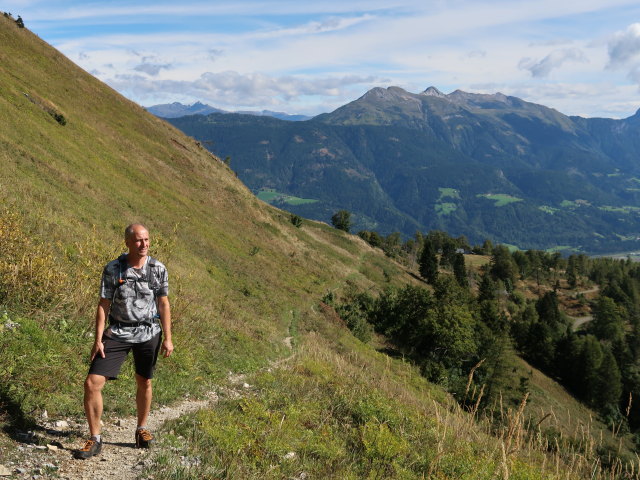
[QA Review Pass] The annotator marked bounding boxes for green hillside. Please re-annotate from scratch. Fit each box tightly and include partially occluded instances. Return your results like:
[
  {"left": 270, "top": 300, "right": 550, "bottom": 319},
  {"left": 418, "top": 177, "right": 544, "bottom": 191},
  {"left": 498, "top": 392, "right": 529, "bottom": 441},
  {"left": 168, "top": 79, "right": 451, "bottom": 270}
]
[{"left": 0, "top": 14, "right": 636, "bottom": 479}]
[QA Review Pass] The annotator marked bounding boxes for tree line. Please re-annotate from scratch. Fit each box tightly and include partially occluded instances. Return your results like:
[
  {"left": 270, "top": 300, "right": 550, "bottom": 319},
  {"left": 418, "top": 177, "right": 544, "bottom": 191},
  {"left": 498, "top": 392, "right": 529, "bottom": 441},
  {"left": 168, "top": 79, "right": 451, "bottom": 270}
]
[{"left": 327, "top": 223, "right": 640, "bottom": 442}]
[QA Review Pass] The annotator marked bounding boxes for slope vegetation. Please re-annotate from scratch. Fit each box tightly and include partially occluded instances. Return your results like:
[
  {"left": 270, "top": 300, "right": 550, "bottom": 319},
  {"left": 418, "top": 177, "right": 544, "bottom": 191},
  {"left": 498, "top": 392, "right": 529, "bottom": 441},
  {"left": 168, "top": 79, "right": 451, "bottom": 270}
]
[{"left": 0, "top": 14, "right": 632, "bottom": 479}]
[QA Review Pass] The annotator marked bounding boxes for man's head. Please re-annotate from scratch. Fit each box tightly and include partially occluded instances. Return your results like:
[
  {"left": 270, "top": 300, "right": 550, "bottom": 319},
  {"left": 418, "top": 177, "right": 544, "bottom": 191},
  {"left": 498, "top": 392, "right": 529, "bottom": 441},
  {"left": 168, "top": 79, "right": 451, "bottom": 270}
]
[{"left": 124, "top": 223, "right": 150, "bottom": 259}]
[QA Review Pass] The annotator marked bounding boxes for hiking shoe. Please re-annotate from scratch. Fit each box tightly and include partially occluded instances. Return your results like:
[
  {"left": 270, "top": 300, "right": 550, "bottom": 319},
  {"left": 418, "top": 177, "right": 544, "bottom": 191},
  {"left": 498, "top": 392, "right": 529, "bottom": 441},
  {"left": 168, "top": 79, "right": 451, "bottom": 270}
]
[
  {"left": 74, "top": 438, "right": 102, "bottom": 459},
  {"left": 135, "top": 428, "right": 154, "bottom": 448}
]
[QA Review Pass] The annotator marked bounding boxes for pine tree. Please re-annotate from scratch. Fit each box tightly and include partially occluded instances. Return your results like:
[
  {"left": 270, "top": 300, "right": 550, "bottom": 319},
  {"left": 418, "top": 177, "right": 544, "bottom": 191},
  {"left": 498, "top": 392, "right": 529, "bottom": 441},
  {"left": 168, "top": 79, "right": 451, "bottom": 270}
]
[
  {"left": 590, "top": 296, "right": 625, "bottom": 343},
  {"left": 453, "top": 252, "right": 468, "bottom": 288},
  {"left": 490, "top": 245, "right": 517, "bottom": 291},
  {"left": 595, "top": 346, "right": 622, "bottom": 410},
  {"left": 566, "top": 255, "right": 578, "bottom": 288},
  {"left": 477, "top": 272, "right": 496, "bottom": 302},
  {"left": 419, "top": 240, "right": 438, "bottom": 284},
  {"left": 578, "top": 335, "right": 603, "bottom": 405}
]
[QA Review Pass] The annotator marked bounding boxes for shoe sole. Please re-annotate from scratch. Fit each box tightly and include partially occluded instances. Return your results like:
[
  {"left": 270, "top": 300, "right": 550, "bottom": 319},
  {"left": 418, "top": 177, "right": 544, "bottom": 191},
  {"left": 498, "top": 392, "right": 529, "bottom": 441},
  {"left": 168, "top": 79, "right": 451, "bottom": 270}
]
[{"left": 74, "top": 446, "right": 102, "bottom": 460}]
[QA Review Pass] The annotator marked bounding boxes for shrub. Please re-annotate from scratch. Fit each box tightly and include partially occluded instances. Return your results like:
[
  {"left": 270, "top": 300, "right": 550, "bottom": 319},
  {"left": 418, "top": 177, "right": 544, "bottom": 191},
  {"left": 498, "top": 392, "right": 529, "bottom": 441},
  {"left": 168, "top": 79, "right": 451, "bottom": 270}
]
[{"left": 290, "top": 213, "right": 303, "bottom": 228}]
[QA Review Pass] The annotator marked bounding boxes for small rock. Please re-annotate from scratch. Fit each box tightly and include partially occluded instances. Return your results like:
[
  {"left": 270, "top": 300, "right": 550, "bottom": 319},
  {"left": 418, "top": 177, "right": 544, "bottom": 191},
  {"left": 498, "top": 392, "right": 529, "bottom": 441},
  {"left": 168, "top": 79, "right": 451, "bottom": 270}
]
[
  {"left": 54, "top": 420, "right": 69, "bottom": 429},
  {"left": 15, "top": 467, "right": 26, "bottom": 474},
  {"left": 35, "top": 445, "right": 46, "bottom": 450},
  {"left": 46, "top": 444, "right": 58, "bottom": 452},
  {"left": 242, "top": 383, "right": 251, "bottom": 389},
  {"left": 283, "top": 451, "right": 296, "bottom": 460},
  {"left": 0, "top": 465, "right": 11, "bottom": 476},
  {"left": 40, "top": 410, "right": 48, "bottom": 420},
  {"left": 115, "top": 419, "right": 124, "bottom": 426}
]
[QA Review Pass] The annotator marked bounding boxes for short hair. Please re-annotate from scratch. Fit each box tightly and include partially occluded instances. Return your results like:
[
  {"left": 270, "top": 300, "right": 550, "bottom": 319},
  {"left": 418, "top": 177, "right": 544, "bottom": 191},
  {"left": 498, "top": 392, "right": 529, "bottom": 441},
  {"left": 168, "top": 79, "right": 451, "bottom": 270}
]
[{"left": 124, "top": 223, "right": 148, "bottom": 241}]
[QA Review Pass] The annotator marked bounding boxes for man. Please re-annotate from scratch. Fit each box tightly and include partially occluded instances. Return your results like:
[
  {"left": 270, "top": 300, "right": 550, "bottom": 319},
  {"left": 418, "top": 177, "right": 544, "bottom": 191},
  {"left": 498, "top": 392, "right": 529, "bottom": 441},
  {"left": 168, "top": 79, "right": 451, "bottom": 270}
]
[{"left": 74, "top": 223, "right": 174, "bottom": 460}]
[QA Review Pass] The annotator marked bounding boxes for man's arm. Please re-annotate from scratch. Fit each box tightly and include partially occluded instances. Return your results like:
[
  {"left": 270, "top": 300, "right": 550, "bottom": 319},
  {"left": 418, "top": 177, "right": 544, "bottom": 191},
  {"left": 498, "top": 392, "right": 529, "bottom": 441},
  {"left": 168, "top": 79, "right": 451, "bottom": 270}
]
[
  {"left": 91, "top": 298, "right": 111, "bottom": 361},
  {"left": 158, "top": 296, "right": 174, "bottom": 357}
]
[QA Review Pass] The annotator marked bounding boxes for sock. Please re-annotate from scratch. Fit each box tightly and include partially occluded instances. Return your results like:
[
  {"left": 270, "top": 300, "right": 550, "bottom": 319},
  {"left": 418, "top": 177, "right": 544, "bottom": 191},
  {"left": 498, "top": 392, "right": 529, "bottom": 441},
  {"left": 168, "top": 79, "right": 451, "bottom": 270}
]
[
  {"left": 91, "top": 434, "right": 101, "bottom": 443},
  {"left": 137, "top": 426, "right": 147, "bottom": 431}
]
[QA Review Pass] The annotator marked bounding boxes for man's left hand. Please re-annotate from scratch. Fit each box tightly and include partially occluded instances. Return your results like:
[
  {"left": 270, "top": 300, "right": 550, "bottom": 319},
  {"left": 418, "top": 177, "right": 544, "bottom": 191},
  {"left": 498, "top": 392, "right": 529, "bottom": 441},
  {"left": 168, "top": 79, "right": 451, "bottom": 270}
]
[{"left": 161, "top": 339, "right": 174, "bottom": 358}]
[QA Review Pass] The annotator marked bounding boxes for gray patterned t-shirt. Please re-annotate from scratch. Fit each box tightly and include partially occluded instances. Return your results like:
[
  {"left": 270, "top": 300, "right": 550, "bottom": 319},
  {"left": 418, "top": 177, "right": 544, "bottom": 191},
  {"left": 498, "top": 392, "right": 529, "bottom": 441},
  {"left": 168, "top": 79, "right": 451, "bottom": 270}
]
[{"left": 100, "top": 254, "right": 169, "bottom": 343}]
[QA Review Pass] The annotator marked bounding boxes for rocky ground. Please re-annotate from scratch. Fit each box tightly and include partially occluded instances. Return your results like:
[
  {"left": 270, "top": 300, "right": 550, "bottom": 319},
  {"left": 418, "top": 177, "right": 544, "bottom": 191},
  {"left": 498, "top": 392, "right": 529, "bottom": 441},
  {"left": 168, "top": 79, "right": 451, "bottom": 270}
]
[
  {"left": 1, "top": 338, "right": 295, "bottom": 479},
  {"left": 0, "top": 391, "right": 217, "bottom": 480}
]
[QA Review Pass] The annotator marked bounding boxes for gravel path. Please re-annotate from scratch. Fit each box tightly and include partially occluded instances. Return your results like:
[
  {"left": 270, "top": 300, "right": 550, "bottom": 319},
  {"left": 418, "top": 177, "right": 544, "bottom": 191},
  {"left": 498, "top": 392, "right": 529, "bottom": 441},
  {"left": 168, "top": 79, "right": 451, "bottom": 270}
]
[
  {"left": 2, "top": 337, "right": 295, "bottom": 479},
  {"left": 55, "top": 393, "right": 217, "bottom": 480}
]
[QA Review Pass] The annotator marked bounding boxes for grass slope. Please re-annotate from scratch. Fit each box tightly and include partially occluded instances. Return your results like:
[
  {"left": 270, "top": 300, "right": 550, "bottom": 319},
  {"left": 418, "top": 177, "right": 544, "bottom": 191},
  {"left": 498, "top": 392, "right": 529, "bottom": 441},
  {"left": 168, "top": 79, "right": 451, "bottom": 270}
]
[
  {"left": 0, "top": 15, "right": 628, "bottom": 479},
  {"left": 0, "top": 12, "right": 402, "bottom": 417}
]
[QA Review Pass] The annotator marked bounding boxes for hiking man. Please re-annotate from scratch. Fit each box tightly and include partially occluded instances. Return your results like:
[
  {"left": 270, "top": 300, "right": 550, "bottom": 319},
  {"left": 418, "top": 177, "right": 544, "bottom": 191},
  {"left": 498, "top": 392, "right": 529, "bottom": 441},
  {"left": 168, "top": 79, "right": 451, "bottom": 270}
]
[{"left": 74, "top": 223, "right": 174, "bottom": 459}]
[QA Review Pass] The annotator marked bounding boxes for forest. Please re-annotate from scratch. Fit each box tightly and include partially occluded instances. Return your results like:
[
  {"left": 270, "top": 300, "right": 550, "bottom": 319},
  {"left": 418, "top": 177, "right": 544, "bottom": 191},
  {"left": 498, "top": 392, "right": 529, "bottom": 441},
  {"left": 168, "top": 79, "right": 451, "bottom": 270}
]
[{"left": 329, "top": 228, "right": 640, "bottom": 459}]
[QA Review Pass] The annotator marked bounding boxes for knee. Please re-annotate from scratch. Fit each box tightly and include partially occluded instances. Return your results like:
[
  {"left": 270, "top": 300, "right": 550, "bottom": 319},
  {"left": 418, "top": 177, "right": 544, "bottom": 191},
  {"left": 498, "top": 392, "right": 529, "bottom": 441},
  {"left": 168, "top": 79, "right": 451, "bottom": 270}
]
[
  {"left": 136, "top": 376, "right": 152, "bottom": 390},
  {"left": 84, "top": 375, "right": 105, "bottom": 394}
]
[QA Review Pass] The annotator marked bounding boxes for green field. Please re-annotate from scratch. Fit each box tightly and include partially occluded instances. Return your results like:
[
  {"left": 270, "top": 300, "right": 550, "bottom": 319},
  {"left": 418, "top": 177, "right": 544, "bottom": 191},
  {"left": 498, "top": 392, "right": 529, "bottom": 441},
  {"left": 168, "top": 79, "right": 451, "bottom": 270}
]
[
  {"left": 257, "top": 189, "right": 318, "bottom": 205},
  {"left": 477, "top": 193, "right": 523, "bottom": 207},
  {"left": 438, "top": 187, "right": 460, "bottom": 200},
  {"left": 435, "top": 202, "right": 457, "bottom": 216},
  {"left": 598, "top": 205, "right": 640, "bottom": 214},
  {"left": 538, "top": 205, "right": 559, "bottom": 214}
]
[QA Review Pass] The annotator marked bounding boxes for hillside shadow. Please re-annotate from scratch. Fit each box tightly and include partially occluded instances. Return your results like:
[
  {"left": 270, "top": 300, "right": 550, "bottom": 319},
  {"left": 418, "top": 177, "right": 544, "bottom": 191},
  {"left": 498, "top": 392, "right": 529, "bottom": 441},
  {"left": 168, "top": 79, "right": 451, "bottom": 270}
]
[
  {"left": 405, "top": 270, "right": 427, "bottom": 284},
  {"left": 0, "top": 391, "right": 33, "bottom": 429},
  {"left": 0, "top": 392, "right": 79, "bottom": 445}
]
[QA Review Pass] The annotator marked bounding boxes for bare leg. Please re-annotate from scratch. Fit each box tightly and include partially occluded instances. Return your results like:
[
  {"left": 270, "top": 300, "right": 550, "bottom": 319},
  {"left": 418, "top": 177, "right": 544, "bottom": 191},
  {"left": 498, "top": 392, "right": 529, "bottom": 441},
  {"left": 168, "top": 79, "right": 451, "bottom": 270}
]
[
  {"left": 84, "top": 374, "right": 107, "bottom": 436},
  {"left": 135, "top": 374, "right": 153, "bottom": 427}
]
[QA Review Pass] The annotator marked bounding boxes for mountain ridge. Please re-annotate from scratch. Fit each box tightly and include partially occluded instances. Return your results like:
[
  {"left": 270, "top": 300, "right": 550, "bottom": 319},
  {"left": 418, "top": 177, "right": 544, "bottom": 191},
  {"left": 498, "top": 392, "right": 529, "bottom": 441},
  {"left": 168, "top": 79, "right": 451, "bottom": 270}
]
[
  {"left": 168, "top": 85, "right": 640, "bottom": 253},
  {"left": 147, "top": 101, "right": 312, "bottom": 121}
]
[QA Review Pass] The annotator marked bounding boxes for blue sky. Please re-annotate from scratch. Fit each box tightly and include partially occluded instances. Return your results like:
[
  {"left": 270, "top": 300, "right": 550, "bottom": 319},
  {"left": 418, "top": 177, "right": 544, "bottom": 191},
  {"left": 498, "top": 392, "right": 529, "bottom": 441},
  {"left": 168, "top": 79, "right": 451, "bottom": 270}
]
[{"left": 4, "top": 0, "right": 640, "bottom": 118}]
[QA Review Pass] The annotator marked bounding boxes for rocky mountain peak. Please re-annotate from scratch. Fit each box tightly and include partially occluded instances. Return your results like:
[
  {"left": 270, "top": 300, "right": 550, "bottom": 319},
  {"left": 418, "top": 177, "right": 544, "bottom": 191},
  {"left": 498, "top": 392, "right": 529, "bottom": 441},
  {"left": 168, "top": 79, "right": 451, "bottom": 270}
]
[
  {"left": 421, "top": 86, "right": 446, "bottom": 98},
  {"left": 362, "top": 86, "right": 412, "bottom": 102}
]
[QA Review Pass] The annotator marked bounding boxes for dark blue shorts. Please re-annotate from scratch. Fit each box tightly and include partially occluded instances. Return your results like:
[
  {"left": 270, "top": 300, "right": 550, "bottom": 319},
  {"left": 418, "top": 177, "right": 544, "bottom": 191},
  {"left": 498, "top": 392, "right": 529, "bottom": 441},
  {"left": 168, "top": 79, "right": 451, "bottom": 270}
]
[{"left": 88, "top": 333, "right": 162, "bottom": 380}]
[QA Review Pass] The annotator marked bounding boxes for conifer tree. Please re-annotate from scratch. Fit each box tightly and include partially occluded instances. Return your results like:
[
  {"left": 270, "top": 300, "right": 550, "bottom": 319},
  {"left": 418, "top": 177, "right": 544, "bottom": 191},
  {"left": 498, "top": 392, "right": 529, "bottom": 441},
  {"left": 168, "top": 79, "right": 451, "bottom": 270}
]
[
  {"left": 453, "top": 252, "right": 468, "bottom": 288},
  {"left": 591, "top": 296, "right": 625, "bottom": 343},
  {"left": 595, "top": 346, "right": 622, "bottom": 410},
  {"left": 578, "top": 335, "right": 603, "bottom": 404},
  {"left": 477, "top": 272, "right": 496, "bottom": 302},
  {"left": 490, "top": 245, "right": 517, "bottom": 291},
  {"left": 419, "top": 240, "right": 438, "bottom": 284},
  {"left": 566, "top": 255, "right": 578, "bottom": 288}
]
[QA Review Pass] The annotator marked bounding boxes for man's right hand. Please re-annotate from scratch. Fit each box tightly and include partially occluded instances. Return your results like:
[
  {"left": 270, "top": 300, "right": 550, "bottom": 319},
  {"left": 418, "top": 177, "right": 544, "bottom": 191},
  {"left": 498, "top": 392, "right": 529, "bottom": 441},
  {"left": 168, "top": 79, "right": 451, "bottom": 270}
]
[{"left": 90, "top": 341, "right": 105, "bottom": 361}]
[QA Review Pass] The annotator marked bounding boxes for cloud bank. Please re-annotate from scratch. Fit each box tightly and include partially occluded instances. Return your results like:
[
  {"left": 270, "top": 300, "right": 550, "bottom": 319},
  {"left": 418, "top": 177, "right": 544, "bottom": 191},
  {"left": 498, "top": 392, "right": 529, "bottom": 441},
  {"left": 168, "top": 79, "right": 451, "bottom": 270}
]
[
  {"left": 519, "top": 48, "right": 587, "bottom": 78},
  {"left": 5, "top": 0, "right": 640, "bottom": 117}
]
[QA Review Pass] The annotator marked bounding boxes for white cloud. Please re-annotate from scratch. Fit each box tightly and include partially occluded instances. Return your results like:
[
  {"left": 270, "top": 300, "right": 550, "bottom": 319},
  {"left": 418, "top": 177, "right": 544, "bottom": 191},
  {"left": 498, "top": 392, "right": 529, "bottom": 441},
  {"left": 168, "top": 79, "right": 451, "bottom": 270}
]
[
  {"left": 134, "top": 63, "right": 172, "bottom": 76},
  {"left": 607, "top": 23, "right": 640, "bottom": 68},
  {"left": 107, "top": 71, "right": 381, "bottom": 110},
  {"left": 518, "top": 48, "right": 588, "bottom": 78},
  {"left": 6, "top": 0, "right": 640, "bottom": 117}
]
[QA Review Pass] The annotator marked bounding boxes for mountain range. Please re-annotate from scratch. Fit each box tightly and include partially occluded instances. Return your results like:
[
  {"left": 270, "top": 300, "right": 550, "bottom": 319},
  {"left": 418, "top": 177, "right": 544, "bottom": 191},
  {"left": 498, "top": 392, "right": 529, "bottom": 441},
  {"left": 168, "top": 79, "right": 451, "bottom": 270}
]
[
  {"left": 166, "top": 86, "right": 640, "bottom": 254},
  {"left": 147, "top": 101, "right": 311, "bottom": 121}
]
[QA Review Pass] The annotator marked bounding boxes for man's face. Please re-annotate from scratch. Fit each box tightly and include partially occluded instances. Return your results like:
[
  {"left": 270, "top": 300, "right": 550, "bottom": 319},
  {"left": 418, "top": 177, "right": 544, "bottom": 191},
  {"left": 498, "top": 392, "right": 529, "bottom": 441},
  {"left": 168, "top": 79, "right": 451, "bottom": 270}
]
[{"left": 126, "top": 227, "right": 150, "bottom": 257}]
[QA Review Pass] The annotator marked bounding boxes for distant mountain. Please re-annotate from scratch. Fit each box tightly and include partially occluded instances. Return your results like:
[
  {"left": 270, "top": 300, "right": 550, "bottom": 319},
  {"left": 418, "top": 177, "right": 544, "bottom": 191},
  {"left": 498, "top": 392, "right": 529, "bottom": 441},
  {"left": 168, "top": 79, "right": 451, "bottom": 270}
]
[
  {"left": 236, "top": 110, "right": 313, "bottom": 122},
  {"left": 147, "top": 102, "right": 311, "bottom": 121},
  {"left": 146, "top": 101, "right": 225, "bottom": 118},
  {"left": 167, "top": 86, "right": 640, "bottom": 254}
]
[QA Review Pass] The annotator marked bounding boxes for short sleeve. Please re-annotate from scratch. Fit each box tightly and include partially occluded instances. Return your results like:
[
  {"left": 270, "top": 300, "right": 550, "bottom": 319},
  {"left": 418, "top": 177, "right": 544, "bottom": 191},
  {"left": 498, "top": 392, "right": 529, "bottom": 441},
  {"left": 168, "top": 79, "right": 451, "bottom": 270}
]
[
  {"left": 100, "top": 265, "right": 115, "bottom": 300},
  {"left": 155, "top": 265, "right": 169, "bottom": 297}
]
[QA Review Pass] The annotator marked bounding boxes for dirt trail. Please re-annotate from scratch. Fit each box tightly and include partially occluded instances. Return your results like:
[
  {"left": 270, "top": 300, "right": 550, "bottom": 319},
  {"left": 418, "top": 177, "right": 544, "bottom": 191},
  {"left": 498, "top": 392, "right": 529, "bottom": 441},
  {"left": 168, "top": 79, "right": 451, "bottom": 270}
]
[
  {"left": 571, "top": 315, "right": 593, "bottom": 331},
  {"left": 2, "top": 335, "right": 296, "bottom": 479},
  {"left": 55, "top": 335, "right": 295, "bottom": 479},
  {"left": 53, "top": 393, "right": 217, "bottom": 480}
]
